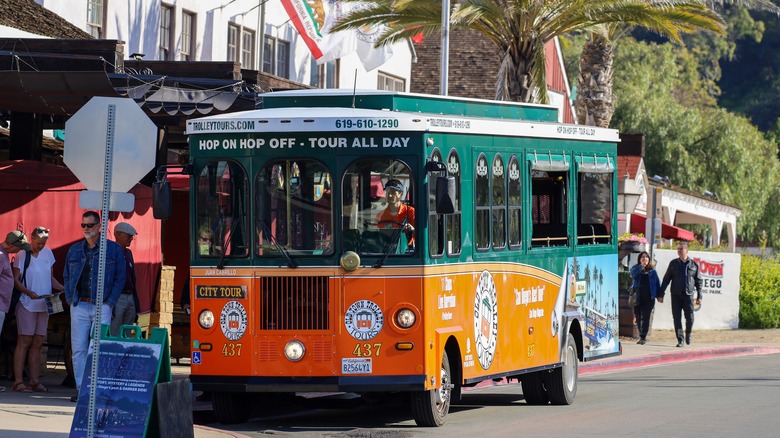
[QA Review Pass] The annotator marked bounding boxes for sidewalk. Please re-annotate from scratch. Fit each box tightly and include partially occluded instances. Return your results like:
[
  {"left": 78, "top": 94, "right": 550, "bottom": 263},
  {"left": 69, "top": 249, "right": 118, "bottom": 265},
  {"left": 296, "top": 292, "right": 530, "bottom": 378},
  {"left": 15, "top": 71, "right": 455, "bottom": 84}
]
[{"left": 1, "top": 330, "right": 779, "bottom": 437}]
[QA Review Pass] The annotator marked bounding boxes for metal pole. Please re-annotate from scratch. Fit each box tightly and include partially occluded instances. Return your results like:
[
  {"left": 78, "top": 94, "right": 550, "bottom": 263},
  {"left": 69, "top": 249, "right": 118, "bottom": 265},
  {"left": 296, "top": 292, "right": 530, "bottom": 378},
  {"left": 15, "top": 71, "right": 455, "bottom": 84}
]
[
  {"left": 440, "top": 0, "right": 450, "bottom": 96},
  {"left": 649, "top": 187, "right": 658, "bottom": 261},
  {"left": 87, "top": 104, "right": 115, "bottom": 437}
]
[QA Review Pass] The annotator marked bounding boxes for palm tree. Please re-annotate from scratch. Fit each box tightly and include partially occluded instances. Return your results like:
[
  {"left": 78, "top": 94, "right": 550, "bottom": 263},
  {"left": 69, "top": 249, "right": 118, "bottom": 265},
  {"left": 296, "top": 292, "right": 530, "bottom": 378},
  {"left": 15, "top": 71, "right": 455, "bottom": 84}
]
[
  {"left": 576, "top": 0, "right": 779, "bottom": 127},
  {"left": 332, "top": 0, "right": 724, "bottom": 104}
]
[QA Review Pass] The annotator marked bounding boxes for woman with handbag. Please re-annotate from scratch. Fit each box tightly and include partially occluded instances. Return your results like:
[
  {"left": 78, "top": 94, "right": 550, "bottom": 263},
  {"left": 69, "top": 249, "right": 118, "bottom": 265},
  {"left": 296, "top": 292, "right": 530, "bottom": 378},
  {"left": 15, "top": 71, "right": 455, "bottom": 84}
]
[
  {"left": 11, "top": 226, "right": 64, "bottom": 393},
  {"left": 629, "top": 251, "right": 661, "bottom": 345}
]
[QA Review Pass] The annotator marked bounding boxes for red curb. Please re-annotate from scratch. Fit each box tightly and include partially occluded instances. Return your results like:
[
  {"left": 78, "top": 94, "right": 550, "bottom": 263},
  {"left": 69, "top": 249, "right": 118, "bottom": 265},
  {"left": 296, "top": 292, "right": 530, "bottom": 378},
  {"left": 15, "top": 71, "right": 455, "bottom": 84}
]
[
  {"left": 194, "top": 425, "right": 252, "bottom": 438},
  {"left": 580, "top": 346, "right": 780, "bottom": 375},
  {"left": 463, "top": 346, "right": 780, "bottom": 391}
]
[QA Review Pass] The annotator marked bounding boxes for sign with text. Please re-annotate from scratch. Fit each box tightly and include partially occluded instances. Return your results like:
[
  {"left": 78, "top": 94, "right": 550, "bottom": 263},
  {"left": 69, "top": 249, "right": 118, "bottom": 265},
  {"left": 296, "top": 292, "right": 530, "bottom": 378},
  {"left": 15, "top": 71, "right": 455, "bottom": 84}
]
[
  {"left": 652, "top": 249, "right": 741, "bottom": 329},
  {"left": 70, "top": 326, "right": 170, "bottom": 438}
]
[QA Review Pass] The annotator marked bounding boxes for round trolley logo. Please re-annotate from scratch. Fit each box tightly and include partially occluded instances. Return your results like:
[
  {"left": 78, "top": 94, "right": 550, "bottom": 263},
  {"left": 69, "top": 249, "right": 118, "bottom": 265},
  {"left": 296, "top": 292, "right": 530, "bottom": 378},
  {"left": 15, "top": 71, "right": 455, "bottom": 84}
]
[
  {"left": 474, "top": 270, "right": 498, "bottom": 370},
  {"left": 345, "top": 300, "right": 384, "bottom": 340},
  {"left": 220, "top": 301, "right": 248, "bottom": 341}
]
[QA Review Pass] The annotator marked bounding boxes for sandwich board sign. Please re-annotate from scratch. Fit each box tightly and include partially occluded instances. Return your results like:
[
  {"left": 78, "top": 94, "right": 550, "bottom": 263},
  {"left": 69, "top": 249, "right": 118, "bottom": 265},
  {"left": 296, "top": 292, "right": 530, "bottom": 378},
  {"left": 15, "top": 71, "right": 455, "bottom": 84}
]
[{"left": 70, "top": 325, "right": 172, "bottom": 437}]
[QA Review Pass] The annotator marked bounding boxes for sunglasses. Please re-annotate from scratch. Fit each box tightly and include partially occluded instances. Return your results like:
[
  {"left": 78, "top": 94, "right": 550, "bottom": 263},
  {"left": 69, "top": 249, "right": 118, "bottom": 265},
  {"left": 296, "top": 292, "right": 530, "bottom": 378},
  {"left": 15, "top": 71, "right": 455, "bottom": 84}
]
[{"left": 81, "top": 223, "right": 98, "bottom": 229}]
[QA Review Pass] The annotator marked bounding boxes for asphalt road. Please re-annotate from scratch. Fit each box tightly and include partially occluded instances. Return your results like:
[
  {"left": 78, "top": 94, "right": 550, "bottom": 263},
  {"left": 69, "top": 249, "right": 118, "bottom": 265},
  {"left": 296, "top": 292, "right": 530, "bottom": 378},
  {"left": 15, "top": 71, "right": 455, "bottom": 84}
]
[{"left": 206, "top": 353, "right": 780, "bottom": 437}]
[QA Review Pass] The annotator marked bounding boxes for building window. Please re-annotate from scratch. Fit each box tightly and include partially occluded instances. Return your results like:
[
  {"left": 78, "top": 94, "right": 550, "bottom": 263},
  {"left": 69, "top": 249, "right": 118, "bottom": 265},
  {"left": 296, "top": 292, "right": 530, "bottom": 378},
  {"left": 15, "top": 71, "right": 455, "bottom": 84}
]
[
  {"left": 263, "top": 36, "right": 274, "bottom": 73},
  {"left": 310, "top": 59, "right": 339, "bottom": 88},
  {"left": 159, "top": 4, "right": 173, "bottom": 60},
  {"left": 181, "top": 11, "right": 195, "bottom": 61},
  {"left": 87, "top": 0, "right": 105, "bottom": 39},
  {"left": 241, "top": 28, "right": 255, "bottom": 68},
  {"left": 377, "top": 72, "right": 405, "bottom": 91},
  {"left": 276, "top": 40, "right": 290, "bottom": 78},
  {"left": 263, "top": 36, "right": 291, "bottom": 79},
  {"left": 227, "top": 24, "right": 239, "bottom": 63}
]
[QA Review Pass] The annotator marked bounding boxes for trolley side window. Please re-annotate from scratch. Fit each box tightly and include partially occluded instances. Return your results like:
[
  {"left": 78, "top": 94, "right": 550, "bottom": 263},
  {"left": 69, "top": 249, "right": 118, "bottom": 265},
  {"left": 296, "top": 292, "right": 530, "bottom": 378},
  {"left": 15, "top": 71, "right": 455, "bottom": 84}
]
[
  {"left": 446, "top": 150, "right": 462, "bottom": 256},
  {"left": 576, "top": 156, "right": 613, "bottom": 245},
  {"left": 195, "top": 159, "right": 249, "bottom": 258},
  {"left": 475, "top": 153, "right": 490, "bottom": 251},
  {"left": 508, "top": 154, "right": 522, "bottom": 249},
  {"left": 491, "top": 154, "right": 506, "bottom": 250},
  {"left": 255, "top": 159, "right": 334, "bottom": 256},
  {"left": 429, "top": 149, "right": 445, "bottom": 258},
  {"left": 530, "top": 153, "right": 569, "bottom": 248}
]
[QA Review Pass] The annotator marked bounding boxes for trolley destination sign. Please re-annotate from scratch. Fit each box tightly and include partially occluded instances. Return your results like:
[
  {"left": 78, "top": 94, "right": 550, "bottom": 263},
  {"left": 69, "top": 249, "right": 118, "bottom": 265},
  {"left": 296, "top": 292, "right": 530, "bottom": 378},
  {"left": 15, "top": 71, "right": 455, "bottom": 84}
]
[{"left": 196, "top": 135, "right": 413, "bottom": 151}]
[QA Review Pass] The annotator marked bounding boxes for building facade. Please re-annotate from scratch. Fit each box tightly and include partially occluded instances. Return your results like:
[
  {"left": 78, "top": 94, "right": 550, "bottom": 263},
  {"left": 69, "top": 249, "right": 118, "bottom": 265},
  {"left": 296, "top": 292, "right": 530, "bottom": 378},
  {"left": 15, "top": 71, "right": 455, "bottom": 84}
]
[{"left": 34, "top": 0, "right": 412, "bottom": 91}]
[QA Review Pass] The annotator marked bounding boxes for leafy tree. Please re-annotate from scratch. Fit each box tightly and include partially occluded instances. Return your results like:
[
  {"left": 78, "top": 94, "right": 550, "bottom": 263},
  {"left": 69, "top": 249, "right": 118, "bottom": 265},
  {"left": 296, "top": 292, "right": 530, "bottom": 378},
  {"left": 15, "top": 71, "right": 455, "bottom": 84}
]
[
  {"left": 575, "top": 1, "right": 726, "bottom": 127},
  {"left": 611, "top": 38, "right": 780, "bottom": 247},
  {"left": 575, "top": 1, "right": 780, "bottom": 128},
  {"left": 332, "top": 0, "right": 723, "bottom": 104}
]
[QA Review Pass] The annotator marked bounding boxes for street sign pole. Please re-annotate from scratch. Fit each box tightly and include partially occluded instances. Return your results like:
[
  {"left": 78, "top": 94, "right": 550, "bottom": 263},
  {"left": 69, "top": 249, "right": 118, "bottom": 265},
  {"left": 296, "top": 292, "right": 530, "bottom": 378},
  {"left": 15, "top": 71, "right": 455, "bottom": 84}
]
[
  {"left": 64, "top": 96, "right": 156, "bottom": 438},
  {"left": 86, "top": 104, "right": 117, "bottom": 438}
]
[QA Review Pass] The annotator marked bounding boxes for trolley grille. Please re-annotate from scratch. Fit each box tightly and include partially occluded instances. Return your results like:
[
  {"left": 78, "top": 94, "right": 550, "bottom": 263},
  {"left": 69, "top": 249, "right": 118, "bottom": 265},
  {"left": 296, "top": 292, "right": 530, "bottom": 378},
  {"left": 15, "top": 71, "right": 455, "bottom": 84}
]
[{"left": 259, "top": 276, "right": 330, "bottom": 330}]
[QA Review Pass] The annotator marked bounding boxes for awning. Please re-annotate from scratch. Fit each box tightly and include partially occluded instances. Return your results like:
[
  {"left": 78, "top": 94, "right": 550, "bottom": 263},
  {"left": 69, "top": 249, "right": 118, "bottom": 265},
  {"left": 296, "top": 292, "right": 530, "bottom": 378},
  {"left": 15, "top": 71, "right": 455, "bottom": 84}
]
[{"left": 629, "top": 213, "right": 695, "bottom": 242}]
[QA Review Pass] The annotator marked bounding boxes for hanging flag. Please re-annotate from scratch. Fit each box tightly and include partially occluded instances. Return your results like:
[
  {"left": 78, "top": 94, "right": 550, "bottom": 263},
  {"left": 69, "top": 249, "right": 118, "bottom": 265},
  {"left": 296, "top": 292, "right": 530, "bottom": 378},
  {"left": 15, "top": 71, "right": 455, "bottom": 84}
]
[{"left": 281, "top": 0, "right": 393, "bottom": 72}]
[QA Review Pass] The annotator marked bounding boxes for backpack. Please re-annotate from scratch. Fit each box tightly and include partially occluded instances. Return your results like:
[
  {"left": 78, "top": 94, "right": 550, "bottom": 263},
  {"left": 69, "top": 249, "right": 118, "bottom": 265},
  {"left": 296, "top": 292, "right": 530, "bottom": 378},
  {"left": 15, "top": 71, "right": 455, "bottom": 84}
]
[{"left": 9, "top": 250, "right": 32, "bottom": 312}]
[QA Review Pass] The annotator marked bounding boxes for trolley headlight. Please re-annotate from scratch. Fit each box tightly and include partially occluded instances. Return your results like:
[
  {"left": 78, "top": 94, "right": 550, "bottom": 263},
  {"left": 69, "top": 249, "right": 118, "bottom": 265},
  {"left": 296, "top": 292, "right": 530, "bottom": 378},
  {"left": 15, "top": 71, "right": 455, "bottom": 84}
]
[
  {"left": 284, "top": 340, "right": 305, "bottom": 362},
  {"left": 395, "top": 308, "right": 416, "bottom": 329},
  {"left": 198, "top": 310, "right": 215, "bottom": 329}
]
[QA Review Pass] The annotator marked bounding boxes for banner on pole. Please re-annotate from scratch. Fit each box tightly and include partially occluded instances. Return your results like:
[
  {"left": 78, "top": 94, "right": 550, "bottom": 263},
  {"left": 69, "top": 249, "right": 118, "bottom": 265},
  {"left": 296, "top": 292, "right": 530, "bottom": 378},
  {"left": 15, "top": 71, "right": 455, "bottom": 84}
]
[{"left": 281, "top": 0, "right": 393, "bottom": 71}]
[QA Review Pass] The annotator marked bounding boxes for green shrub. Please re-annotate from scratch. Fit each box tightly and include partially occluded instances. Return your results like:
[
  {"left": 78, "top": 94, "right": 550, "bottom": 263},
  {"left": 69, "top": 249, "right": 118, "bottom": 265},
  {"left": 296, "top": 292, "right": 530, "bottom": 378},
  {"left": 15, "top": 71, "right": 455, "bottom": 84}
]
[{"left": 740, "top": 255, "right": 780, "bottom": 328}]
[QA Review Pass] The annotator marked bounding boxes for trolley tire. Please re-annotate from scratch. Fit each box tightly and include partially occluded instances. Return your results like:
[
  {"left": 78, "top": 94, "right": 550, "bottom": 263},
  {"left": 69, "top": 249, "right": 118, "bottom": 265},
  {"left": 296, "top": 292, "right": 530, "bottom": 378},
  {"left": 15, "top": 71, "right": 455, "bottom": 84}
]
[
  {"left": 544, "top": 333, "right": 578, "bottom": 405},
  {"left": 411, "top": 350, "right": 452, "bottom": 427},
  {"left": 520, "top": 372, "right": 549, "bottom": 405},
  {"left": 213, "top": 392, "right": 252, "bottom": 424}
]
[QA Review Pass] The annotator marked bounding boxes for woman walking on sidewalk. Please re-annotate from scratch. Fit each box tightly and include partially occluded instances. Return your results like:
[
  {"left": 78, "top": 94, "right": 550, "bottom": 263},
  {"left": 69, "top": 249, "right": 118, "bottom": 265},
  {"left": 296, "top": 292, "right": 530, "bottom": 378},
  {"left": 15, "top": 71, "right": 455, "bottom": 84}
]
[
  {"left": 630, "top": 251, "right": 661, "bottom": 345},
  {"left": 11, "top": 227, "right": 64, "bottom": 393}
]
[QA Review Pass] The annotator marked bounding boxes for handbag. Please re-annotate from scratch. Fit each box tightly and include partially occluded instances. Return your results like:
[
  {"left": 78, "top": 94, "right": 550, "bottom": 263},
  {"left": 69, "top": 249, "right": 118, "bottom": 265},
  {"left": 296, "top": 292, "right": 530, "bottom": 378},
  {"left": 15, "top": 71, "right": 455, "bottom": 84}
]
[{"left": 628, "top": 286, "right": 639, "bottom": 307}]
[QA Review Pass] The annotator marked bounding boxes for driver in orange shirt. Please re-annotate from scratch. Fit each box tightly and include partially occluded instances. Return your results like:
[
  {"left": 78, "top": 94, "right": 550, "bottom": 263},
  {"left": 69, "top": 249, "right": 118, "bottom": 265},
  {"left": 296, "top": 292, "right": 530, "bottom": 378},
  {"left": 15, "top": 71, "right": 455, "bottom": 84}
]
[{"left": 376, "top": 179, "right": 415, "bottom": 246}]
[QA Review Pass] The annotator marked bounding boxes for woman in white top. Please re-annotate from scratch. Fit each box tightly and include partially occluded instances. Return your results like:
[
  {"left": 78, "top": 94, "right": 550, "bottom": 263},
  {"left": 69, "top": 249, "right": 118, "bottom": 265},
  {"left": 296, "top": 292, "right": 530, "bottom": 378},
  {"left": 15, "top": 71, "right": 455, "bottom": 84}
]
[{"left": 11, "top": 226, "right": 64, "bottom": 393}]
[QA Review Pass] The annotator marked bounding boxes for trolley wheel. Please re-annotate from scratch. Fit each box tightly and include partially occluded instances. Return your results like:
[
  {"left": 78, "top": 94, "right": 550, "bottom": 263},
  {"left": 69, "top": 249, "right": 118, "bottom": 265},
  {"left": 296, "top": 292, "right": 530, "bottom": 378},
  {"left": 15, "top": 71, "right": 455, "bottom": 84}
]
[
  {"left": 520, "top": 372, "right": 549, "bottom": 405},
  {"left": 411, "top": 350, "right": 452, "bottom": 427},
  {"left": 544, "top": 333, "right": 578, "bottom": 405},
  {"left": 212, "top": 392, "right": 252, "bottom": 424}
]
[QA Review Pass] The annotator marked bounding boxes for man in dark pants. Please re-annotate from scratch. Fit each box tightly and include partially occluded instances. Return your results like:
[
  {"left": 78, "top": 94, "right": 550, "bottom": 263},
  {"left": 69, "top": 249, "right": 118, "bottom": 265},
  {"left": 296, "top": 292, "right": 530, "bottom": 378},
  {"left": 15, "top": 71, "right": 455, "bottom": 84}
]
[{"left": 659, "top": 241, "right": 703, "bottom": 347}]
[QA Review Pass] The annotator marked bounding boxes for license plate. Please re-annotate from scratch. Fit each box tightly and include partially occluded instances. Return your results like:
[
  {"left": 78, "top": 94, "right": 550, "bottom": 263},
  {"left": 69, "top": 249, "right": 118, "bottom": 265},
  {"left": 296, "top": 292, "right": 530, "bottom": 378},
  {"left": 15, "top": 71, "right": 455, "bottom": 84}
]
[{"left": 342, "top": 358, "right": 372, "bottom": 374}]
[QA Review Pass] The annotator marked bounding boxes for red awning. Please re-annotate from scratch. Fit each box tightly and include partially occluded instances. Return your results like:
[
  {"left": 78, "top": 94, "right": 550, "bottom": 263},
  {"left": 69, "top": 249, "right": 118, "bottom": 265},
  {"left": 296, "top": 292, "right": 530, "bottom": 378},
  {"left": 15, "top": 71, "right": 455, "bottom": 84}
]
[{"left": 629, "top": 213, "right": 695, "bottom": 242}]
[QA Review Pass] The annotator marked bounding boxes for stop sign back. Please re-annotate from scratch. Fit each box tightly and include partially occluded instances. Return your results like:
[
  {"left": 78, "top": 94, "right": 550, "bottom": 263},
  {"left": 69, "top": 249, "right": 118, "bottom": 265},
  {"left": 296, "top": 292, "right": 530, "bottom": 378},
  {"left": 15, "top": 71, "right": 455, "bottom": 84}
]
[{"left": 64, "top": 97, "right": 157, "bottom": 193}]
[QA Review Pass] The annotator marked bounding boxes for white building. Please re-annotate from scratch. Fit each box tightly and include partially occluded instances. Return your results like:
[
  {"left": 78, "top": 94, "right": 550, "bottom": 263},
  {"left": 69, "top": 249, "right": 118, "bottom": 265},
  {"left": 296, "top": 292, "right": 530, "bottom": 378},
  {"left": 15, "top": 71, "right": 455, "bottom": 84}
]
[{"left": 34, "top": 0, "right": 412, "bottom": 91}]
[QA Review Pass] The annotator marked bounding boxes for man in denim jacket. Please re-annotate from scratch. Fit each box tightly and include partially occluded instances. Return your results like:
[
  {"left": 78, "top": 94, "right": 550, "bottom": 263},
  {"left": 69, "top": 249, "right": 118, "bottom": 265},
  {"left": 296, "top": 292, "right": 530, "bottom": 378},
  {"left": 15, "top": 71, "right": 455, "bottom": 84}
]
[
  {"left": 63, "top": 211, "right": 125, "bottom": 401},
  {"left": 659, "top": 241, "right": 703, "bottom": 348}
]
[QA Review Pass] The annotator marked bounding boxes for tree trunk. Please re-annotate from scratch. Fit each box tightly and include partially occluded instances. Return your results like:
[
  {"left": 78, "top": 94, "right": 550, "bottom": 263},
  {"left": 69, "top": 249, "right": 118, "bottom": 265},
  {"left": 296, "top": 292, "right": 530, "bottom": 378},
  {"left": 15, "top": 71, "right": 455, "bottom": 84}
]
[{"left": 575, "top": 33, "right": 615, "bottom": 127}]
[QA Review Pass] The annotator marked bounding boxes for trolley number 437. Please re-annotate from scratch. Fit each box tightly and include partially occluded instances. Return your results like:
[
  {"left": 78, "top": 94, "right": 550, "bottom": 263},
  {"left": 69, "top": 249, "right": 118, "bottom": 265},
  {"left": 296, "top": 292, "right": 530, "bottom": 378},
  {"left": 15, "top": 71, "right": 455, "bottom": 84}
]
[
  {"left": 353, "top": 343, "right": 382, "bottom": 357},
  {"left": 222, "top": 343, "right": 242, "bottom": 357}
]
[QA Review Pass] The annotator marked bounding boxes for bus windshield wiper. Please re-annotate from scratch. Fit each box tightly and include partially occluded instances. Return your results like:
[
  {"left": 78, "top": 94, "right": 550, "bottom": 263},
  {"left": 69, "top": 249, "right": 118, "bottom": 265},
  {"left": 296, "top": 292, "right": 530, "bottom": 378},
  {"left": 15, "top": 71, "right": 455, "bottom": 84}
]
[
  {"left": 259, "top": 219, "right": 298, "bottom": 269},
  {"left": 374, "top": 217, "right": 408, "bottom": 269}
]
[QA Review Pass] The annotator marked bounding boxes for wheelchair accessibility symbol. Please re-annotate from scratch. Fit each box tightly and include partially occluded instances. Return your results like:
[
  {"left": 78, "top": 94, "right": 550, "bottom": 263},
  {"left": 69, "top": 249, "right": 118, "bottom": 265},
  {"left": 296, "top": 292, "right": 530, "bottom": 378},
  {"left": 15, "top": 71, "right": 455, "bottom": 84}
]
[{"left": 192, "top": 351, "right": 202, "bottom": 365}]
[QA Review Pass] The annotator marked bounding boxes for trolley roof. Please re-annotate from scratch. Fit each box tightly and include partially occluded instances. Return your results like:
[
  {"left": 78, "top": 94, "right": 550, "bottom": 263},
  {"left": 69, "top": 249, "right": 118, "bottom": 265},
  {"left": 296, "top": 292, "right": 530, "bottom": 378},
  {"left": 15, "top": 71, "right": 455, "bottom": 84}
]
[{"left": 185, "top": 90, "right": 619, "bottom": 143}]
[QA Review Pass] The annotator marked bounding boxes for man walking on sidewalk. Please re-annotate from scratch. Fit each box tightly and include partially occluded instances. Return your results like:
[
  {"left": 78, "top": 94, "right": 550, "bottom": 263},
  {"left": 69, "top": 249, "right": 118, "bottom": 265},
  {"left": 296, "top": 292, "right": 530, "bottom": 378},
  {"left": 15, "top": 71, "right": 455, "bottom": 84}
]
[
  {"left": 659, "top": 241, "right": 703, "bottom": 347},
  {"left": 63, "top": 211, "right": 126, "bottom": 402},
  {"left": 110, "top": 222, "right": 140, "bottom": 337}
]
